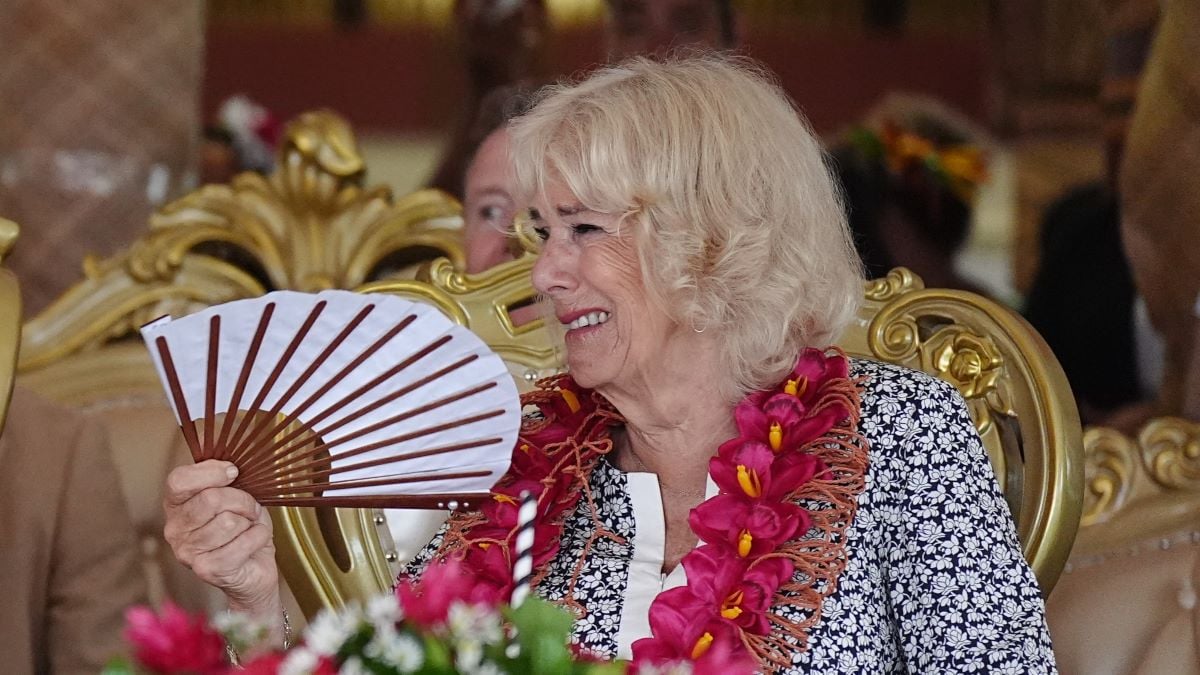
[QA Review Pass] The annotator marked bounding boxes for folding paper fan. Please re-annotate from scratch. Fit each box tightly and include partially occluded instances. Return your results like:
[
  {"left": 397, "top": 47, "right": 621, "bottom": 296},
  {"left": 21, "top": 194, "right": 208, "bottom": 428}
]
[{"left": 140, "top": 290, "right": 521, "bottom": 510}]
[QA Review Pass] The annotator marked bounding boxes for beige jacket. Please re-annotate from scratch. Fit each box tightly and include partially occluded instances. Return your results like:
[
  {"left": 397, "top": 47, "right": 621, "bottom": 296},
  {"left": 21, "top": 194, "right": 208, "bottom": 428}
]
[{"left": 0, "top": 387, "right": 147, "bottom": 674}]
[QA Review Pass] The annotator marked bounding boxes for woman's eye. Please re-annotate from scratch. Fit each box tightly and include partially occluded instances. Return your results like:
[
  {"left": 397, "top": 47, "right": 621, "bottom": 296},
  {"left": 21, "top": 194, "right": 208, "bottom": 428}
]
[
  {"left": 480, "top": 205, "right": 503, "bottom": 221},
  {"left": 532, "top": 226, "right": 550, "bottom": 241},
  {"left": 571, "top": 223, "right": 602, "bottom": 236}
]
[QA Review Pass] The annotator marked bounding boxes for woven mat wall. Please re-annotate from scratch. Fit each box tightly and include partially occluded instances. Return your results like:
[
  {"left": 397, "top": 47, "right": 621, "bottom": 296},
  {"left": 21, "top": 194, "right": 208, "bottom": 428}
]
[{"left": 0, "top": 0, "right": 204, "bottom": 316}]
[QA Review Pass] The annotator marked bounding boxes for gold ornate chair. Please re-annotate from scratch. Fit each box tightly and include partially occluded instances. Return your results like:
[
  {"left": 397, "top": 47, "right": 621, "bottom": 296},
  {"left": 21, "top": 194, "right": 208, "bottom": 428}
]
[
  {"left": 842, "top": 268, "right": 1083, "bottom": 594},
  {"left": 0, "top": 219, "right": 20, "bottom": 436},
  {"left": 14, "top": 111, "right": 476, "bottom": 613},
  {"left": 1046, "top": 418, "right": 1200, "bottom": 674},
  {"left": 279, "top": 265, "right": 1084, "bottom": 616}
]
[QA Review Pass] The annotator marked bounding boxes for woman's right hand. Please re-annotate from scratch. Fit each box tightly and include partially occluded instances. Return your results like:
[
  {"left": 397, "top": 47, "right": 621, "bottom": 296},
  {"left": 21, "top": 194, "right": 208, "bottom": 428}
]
[{"left": 163, "top": 460, "right": 281, "bottom": 618}]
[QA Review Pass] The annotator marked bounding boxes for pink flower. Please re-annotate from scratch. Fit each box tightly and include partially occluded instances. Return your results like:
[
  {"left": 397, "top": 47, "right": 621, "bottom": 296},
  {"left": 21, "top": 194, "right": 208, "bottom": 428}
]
[
  {"left": 710, "top": 440, "right": 825, "bottom": 502},
  {"left": 239, "top": 653, "right": 337, "bottom": 675},
  {"left": 733, "top": 393, "right": 846, "bottom": 456},
  {"left": 631, "top": 593, "right": 754, "bottom": 673},
  {"left": 678, "top": 546, "right": 794, "bottom": 635},
  {"left": 748, "top": 349, "right": 849, "bottom": 406},
  {"left": 124, "top": 602, "right": 228, "bottom": 674},
  {"left": 690, "top": 494, "right": 808, "bottom": 559},
  {"left": 396, "top": 559, "right": 501, "bottom": 628},
  {"left": 521, "top": 380, "right": 598, "bottom": 447}
]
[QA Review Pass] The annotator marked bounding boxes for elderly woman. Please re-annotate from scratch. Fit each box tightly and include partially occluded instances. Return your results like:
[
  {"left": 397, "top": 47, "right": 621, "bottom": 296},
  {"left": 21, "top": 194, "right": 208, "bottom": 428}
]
[{"left": 164, "top": 55, "right": 1056, "bottom": 673}]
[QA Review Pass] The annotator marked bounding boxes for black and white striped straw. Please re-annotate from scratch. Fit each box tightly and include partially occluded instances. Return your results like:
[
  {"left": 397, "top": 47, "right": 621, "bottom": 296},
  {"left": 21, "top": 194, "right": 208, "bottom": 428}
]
[{"left": 510, "top": 490, "right": 537, "bottom": 607}]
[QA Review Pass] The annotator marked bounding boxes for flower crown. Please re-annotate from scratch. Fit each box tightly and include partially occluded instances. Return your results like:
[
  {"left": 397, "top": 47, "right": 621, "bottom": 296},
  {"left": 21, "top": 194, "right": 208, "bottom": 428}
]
[{"left": 847, "top": 120, "right": 988, "bottom": 204}]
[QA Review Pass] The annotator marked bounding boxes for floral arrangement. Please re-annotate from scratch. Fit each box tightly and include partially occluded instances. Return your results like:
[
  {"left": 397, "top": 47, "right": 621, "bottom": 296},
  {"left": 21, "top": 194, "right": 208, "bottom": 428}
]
[
  {"left": 106, "top": 559, "right": 624, "bottom": 675},
  {"left": 847, "top": 121, "right": 988, "bottom": 204}
]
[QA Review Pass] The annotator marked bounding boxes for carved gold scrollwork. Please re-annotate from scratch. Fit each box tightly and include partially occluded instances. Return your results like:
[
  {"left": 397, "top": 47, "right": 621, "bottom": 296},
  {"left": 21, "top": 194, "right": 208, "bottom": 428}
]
[
  {"left": 1079, "top": 426, "right": 1136, "bottom": 527},
  {"left": 363, "top": 256, "right": 561, "bottom": 377},
  {"left": 863, "top": 266, "right": 924, "bottom": 302},
  {"left": 17, "top": 110, "right": 466, "bottom": 372},
  {"left": 143, "top": 111, "right": 463, "bottom": 292},
  {"left": 924, "top": 330, "right": 1004, "bottom": 400},
  {"left": 1138, "top": 417, "right": 1200, "bottom": 490}
]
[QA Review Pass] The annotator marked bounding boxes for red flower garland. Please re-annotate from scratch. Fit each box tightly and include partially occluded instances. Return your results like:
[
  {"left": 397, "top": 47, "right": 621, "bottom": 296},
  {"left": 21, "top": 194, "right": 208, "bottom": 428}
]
[{"left": 431, "top": 348, "right": 867, "bottom": 673}]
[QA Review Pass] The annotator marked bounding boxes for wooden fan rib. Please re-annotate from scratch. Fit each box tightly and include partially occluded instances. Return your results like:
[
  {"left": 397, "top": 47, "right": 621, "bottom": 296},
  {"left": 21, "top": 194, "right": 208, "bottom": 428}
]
[
  {"left": 242, "top": 374, "right": 493, "bottom": 483},
  {"left": 215, "top": 302, "right": 276, "bottom": 461},
  {"left": 250, "top": 343, "right": 475, "bottom": 470},
  {"left": 228, "top": 302, "right": 377, "bottom": 461},
  {"left": 224, "top": 300, "right": 329, "bottom": 462},
  {"left": 203, "top": 315, "right": 220, "bottom": 461},
  {"left": 239, "top": 433, "right": 506, "bottom": 493},
  {"left": 237, "top": 410, "right": 506, "bottom": 491},
  {"left": 248, "top": 466, "right": 497, "bottom": 499},
  {"left": 247, "top": 331, "right": 458, "bottom": 461},
  {"left": 154, "top": 336, "right": 203, "bottom": 461},
  {"left": 233, "top": 313, "right": 421, "bottom": 468},
  {"left": 256, "top": 492, "right": 490, "bottom": 510}
]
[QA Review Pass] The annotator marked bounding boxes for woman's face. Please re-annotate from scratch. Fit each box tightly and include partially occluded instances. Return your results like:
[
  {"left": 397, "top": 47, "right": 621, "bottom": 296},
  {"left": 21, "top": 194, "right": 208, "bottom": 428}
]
[
  {"left": 463, "top": 130, "right": 520, "bottom": 274},
  {"left": 528, "top": 178, "right": 678, "bottom": 391}
]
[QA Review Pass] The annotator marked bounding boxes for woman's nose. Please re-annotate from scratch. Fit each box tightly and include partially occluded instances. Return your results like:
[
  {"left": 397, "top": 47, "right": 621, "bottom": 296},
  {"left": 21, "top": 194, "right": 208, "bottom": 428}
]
[{"left": 531, "top": 236, "right": 575, "bottom": 296}]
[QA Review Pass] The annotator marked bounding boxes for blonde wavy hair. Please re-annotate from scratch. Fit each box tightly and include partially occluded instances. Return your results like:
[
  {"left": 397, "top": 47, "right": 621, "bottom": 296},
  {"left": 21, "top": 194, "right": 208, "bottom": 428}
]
[{"left": 509, "top": 53, "right": 864, "bottom": 398}]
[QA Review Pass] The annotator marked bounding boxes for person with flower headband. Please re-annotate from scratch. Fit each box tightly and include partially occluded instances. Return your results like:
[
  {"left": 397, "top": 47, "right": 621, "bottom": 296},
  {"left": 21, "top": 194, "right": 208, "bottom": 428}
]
[
  {"left": 833, "top": 95, "right": 992, "bottom": 296},
  {"left": 162, "top": 54, "right": 1056, "bottom": 672}
]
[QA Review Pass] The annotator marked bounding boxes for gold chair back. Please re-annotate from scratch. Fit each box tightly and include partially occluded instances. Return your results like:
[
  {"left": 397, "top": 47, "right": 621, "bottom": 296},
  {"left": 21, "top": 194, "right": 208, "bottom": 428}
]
[
  {"left": 278, "top": 266, "right": 1083, "bottom": 615},
  {"left": 1075, "top": 417, "right": 1200, "bottom": 557},
  {"left": 839, "top": 268, "right": 1083, "bottom": 594},
  {"left": 0, "top": 219, "right": 21, "bottom": 437}
]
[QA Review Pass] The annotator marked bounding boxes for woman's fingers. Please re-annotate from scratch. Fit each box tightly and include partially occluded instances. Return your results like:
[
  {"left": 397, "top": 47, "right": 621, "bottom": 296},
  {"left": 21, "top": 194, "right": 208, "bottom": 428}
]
[
  {"left": 172, "top": 510, "right": 256, "bottom": 566},
  {"left": 164, "top": 460, "right": 238, "bottom": 506},
  {"left": 189, "top": 521, "right": 276, "bottom": 591}
]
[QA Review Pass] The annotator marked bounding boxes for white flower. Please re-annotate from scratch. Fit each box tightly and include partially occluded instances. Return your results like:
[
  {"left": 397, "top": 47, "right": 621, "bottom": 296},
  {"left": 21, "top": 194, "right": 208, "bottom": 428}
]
[
  {"left": 446, "top": 602, "right": 503, "bottom": 646},
  {"left": 305, "top": 606, "right": 363, "bottom": 655},
  {"left": 455, "top": 640, "right": 484, "bottom": 671},
  {"left": 280, "top": 647, "right": 320, "bottom": 675},
  {"left": 364, "top": 624, "right": 424, "bottom": 672},
  {"left": 211, "top": 610, "right": 268, "bottom": 652},
  {"left": 366, "top": 592, "right": 402, "bottom": 626},
  {"left": 339, "top": 656, "right": 370, "bottom": 675},
  {"left": 466, "top": 661, "right": 504, "bottom": 675}
]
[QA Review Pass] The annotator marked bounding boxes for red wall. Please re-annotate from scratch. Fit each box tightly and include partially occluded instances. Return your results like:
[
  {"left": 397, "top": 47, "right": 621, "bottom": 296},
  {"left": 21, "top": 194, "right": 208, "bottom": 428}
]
[{"left": 203, "top": 23, "right": 986, "bottom": 136}]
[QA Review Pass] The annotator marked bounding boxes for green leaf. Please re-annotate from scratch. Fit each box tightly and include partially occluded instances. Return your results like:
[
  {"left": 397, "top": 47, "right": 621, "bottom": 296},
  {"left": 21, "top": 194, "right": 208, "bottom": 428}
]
[
  {"left": 505, "top": 599, "right": 578, "bottom": 673},
  {"left": 100, "top": 657, "right": 138, "bottom": 675}
]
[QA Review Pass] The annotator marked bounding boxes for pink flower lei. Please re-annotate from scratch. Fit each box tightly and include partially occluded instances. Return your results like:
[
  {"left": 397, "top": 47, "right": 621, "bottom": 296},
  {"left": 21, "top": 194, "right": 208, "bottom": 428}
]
[{"left": 431, "top": 348, "right": 869, "bottom": 673}]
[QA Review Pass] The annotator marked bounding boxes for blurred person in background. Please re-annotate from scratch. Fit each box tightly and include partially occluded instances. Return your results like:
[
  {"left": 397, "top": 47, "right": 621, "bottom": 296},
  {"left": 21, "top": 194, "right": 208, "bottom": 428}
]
[
  {"left": 459, "top": 86, "right": 537, "bottom": 275},
  {"left": 603, "top": 0, "right": 736, "bottom": 58},
  {"left": 831, "top": 96, "right": 991, "bottom": 296},
  {"left": 1119, "top": 0, "right": 1200, "bottom": 419},
  {"left": 428, "top": 0, "right": 548, "bottom": 199}
]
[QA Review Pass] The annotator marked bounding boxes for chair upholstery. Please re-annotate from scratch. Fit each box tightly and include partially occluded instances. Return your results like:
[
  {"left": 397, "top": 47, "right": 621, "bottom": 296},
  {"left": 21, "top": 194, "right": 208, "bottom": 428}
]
[
  {"left": 1046, "top": 418, "right": 1200, "bottom": 674},
  {"left": 0, "top": 218, "right": 21, "bottom": 436},
  {"left": 277, "top": 265, "right": 1085, "bottom": 616},
  {"left": 14, "top": 111, "right": 467, "bottom": 613}
]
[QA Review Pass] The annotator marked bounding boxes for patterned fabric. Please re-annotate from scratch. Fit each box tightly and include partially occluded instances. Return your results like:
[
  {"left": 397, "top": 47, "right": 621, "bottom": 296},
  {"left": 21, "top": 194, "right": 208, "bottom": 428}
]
[{"left": 408, "top": 359, "right": 1057, "bottom": 673}]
